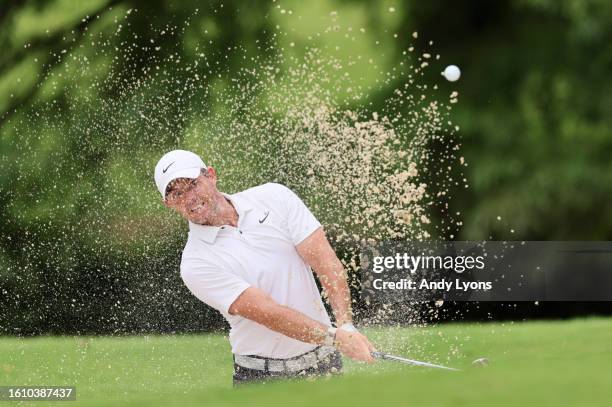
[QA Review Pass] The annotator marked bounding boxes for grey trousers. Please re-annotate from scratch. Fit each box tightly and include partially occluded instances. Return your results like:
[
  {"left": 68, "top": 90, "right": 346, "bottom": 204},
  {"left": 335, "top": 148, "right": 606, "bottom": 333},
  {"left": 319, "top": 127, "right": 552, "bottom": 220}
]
[{"left": 232, "top": 348, "right": 343, "bottom": 386}]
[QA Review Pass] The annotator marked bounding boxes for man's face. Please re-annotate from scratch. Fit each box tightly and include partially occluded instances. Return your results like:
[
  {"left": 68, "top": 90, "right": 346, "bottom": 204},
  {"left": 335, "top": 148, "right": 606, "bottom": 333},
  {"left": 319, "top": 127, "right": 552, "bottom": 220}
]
[{"left": 163, "top": 169, "right": 220, "bottom": 225}]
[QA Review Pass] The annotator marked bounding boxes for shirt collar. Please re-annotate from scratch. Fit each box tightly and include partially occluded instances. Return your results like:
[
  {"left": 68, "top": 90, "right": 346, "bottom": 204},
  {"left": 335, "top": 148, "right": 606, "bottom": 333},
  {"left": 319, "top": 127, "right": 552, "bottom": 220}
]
[{"left": 188, "top": 192, "right": 253, "bottom": 244}]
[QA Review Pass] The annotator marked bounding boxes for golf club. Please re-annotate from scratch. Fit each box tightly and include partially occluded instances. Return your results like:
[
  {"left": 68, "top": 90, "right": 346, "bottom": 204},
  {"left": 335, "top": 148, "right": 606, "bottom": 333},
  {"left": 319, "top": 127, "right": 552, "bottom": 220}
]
[{"left": 372, "top": 351, "right": 460, "bottom": 371}]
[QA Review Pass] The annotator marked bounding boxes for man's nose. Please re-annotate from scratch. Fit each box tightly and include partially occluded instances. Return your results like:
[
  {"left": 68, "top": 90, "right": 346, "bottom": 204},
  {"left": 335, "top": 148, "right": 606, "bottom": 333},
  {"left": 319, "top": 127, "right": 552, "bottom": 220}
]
[
  {"left": 187, "top": 196, "right": 198, "bottom": 207},
  {"left": 186, "top": 195, "right": 202, "bottom": 211}
]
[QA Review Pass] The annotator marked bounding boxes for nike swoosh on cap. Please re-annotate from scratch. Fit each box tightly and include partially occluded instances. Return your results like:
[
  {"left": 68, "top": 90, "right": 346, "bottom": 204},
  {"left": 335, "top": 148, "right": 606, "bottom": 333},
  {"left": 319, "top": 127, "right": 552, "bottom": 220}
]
[{"left": 162, "top": 162, "right": 175, "bottom": 173}]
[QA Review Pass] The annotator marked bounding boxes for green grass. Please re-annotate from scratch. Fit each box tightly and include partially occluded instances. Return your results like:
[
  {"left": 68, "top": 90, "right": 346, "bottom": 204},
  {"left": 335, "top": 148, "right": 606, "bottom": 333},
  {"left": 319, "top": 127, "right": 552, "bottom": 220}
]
[{"left": 1, "top": 318, "right": 610, "bottom": 406}]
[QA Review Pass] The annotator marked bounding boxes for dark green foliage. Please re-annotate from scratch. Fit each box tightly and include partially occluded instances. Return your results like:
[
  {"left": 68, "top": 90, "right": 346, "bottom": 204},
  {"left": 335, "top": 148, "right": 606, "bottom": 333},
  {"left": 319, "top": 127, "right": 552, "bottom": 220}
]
[{"left": 1, "top": 0, "right": 611, "bottom": 334}]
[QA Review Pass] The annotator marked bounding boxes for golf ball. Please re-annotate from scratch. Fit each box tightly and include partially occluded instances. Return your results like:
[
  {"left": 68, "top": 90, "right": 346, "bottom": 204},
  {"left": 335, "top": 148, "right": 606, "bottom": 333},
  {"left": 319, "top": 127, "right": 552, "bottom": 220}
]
[{"left": 443, "top": 65, "right": 461, "bottom": 82}]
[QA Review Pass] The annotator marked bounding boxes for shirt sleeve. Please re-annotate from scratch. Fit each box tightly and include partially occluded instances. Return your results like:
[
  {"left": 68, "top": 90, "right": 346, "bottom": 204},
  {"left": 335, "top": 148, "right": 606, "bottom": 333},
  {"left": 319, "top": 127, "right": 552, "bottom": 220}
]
[
  {"left": 271, "top": 183, "right": 322, "bottom": 245},
  {"left": 180, "top": 259, "right": 251, "bottom": 314}
]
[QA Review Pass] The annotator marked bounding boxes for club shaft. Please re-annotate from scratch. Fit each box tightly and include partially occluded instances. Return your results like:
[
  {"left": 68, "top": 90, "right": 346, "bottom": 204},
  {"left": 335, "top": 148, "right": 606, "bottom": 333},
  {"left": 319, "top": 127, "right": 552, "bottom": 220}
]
[{"left": 372, "top": 351, "right": 459, "bottom": 371}]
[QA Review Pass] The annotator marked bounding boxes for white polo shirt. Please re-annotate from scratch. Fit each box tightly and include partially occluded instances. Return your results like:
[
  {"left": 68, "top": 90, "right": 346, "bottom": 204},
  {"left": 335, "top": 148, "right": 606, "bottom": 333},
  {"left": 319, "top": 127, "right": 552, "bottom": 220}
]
[{"left": 180, "top": 182, "right": 332, "bottom": 358}]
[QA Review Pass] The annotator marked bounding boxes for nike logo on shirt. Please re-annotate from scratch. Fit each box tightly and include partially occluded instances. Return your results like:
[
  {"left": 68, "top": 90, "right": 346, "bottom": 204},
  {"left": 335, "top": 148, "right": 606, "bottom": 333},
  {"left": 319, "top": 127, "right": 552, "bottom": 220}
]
[{"left": 259, "top": 211, "right": 270, "bottom": 224}]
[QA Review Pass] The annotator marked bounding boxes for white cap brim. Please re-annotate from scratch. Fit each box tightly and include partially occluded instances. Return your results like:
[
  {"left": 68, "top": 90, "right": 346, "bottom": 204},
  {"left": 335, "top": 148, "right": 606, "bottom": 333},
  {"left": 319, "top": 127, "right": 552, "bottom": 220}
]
[{"left": 159, "top": 167, "right": 201, "bottom": 198}]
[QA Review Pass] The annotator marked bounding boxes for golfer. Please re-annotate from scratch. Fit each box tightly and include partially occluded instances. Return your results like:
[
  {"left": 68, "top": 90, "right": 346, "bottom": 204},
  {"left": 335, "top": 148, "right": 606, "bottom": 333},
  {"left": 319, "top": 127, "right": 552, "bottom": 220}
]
[{"left": 154, "top": 150, "right": 376, "bottom": 386}]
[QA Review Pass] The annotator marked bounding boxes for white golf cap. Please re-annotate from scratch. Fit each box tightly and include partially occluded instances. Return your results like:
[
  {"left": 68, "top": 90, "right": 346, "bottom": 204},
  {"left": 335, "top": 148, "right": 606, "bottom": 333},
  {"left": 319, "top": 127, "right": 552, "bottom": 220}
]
[{"left": 154, "top": 150, "right": 207, "bottom": 198}]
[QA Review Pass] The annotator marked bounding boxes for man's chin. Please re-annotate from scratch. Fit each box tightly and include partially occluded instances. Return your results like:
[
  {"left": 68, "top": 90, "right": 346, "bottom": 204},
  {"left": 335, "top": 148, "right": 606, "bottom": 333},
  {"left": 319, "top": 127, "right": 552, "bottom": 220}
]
[
  {"left": 189, "top": 214, "right": 210, "bottom": 225},
  {"left": 186, "top": 207, "right": 214, "bottom": 225}
]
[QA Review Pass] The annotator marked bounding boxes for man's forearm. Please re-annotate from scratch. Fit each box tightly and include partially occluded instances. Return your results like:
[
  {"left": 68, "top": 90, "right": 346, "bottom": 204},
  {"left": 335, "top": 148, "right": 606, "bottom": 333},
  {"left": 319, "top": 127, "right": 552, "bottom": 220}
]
[
  {"left": 296, "top": 227, "right": 354, "bottom": 326},
  {"left": 229, "top": 286, "right": 330, "bottom": 345},
  {"left": 229, "top": 286, "right": 372, "bottom": 361},
  {"left": 265, "top": 303, "right": 331, "bottom": 345},
  {"left": 318, "top": 259, "right": 353, "bottom": 326}
]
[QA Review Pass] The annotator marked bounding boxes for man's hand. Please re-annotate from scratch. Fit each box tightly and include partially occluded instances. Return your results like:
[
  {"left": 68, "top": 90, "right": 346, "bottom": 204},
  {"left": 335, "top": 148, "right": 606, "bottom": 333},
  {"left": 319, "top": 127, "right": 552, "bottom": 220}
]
[{"left": 334, "top": 328, "right": 376, "bottom": 363}]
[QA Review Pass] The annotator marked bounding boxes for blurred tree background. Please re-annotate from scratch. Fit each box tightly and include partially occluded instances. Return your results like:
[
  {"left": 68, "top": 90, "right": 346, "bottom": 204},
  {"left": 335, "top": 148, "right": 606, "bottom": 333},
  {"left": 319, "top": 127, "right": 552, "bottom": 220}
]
[{"left": 1, "top": 0, "right": 611, "bottom": 335}]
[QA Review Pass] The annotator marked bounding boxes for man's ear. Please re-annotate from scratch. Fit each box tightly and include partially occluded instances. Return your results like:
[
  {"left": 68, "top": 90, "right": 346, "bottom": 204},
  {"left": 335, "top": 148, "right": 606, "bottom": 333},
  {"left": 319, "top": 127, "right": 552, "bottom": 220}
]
[{"left": 207, "top": 167, "right": 218, "bottom": 185}]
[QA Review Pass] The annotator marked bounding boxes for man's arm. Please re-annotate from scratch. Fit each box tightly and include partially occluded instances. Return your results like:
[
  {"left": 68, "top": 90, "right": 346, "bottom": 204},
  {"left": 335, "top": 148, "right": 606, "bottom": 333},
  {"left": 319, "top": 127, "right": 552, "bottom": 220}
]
[
  {"left": 296, "top": 227, "right": 353, "bottom": 326},
  {"left": 228, "top": 286, "right": 374, "bottom": 362},
  {"left": 229, "top": 286, "right": 328, "bottom": 344},
  {"left": 271, "top": 184, "right": 352, "bottom": 325}
]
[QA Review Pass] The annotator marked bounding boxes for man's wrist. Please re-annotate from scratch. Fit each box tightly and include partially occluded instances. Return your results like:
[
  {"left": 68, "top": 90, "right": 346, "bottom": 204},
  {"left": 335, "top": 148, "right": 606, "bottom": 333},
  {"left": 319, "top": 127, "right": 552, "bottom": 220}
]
[
  {"left": 339, "top": 322, "right": 358, "bottom": 333},
  {"left": 323, "top": 326, "right": 337, "bottom": 346}
]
